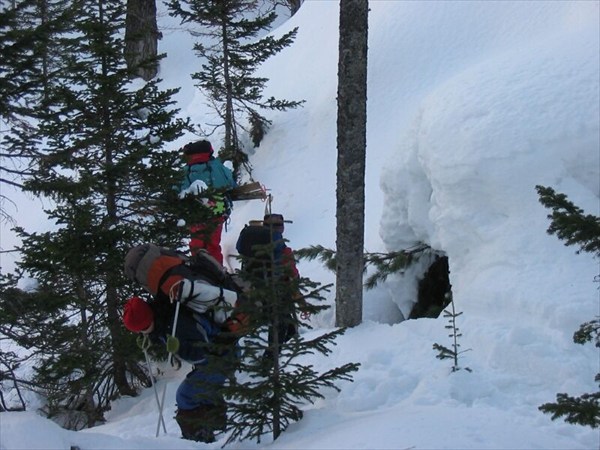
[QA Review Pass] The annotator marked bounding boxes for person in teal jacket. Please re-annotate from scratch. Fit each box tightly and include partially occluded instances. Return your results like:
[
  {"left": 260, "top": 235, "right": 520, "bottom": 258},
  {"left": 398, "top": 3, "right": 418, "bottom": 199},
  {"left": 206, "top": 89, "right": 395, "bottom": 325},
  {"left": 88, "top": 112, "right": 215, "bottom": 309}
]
[{"left": 179, "top": 140, "right": 236, "bottom": 264}]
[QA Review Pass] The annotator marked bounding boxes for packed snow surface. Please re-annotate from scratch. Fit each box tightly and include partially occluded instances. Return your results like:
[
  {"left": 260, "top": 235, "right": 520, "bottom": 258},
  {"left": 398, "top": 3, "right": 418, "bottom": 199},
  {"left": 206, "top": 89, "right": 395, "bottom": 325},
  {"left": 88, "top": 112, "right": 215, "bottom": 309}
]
[{"left": 1, "top": 1, "right": 598, "bottom": 449}]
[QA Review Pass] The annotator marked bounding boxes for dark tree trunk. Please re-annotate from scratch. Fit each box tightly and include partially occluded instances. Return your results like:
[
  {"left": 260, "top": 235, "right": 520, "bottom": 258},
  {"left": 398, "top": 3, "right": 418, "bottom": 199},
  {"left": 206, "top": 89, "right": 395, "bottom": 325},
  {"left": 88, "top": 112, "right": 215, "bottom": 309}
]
[
  {"left": 125, "top": 0, "right": 159, "bottom": 81},
  {"left": 335, "top": 0, "right": 368, "bottom": 328},
  {"left": 222, "top": 14, "right": 234, "bottom": 154}
]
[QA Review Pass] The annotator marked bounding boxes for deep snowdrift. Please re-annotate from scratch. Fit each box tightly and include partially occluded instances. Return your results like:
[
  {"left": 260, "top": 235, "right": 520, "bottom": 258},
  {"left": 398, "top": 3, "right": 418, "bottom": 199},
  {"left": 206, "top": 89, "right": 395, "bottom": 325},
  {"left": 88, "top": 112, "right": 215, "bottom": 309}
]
[{"left": 1, "top": 1, "right": 598, "bottom": 449}]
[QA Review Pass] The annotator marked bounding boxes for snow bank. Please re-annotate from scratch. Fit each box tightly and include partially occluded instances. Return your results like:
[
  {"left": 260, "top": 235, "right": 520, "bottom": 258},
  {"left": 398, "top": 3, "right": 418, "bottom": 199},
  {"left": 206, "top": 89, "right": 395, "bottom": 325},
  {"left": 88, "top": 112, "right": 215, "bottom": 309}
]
[{"left": 380, "top": 4, "right": 599, "bottom": 322}]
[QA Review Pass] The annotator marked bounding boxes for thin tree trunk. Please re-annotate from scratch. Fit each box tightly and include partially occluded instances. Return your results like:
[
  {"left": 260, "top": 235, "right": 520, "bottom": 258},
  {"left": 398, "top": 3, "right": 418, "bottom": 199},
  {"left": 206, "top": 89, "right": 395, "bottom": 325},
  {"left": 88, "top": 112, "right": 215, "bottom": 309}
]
[
  {"left": 102, "top": 1, "right": 136, "bottom": 396},
  {"left": 104, "top": 127, "right": 135, "bottom": 397},
  {"left": 335, "top": 0, "right": 368, "bottom": 328},
  {"left": 221, "top": 9, "right": 234, "bottom": 155}
]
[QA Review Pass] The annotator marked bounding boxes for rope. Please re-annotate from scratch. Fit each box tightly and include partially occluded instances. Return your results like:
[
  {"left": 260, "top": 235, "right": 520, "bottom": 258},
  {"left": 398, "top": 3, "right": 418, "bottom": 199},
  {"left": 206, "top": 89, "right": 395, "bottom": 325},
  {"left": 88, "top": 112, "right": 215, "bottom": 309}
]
[
  {"left": 264, "top": 193, "right": 273, "bottom": 217},
  {"left": 168, "top": 279, "right": 184, "bottom": 304}
]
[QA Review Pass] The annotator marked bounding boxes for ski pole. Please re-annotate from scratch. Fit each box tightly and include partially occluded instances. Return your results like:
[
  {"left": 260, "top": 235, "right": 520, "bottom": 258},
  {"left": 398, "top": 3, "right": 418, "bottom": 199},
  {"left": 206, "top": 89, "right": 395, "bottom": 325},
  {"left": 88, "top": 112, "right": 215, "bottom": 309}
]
[
  {"left": 142, "top": 344, "right": 167, "bottom": 436},
  {"left": 150, "top": 300, "right": 180, "bottom": 438},
  {"left": 156, "top": 379, "right": 168, "bottom": 437},
  {"left": 169, "top": 301, "right": 181, "bottom": 366}
]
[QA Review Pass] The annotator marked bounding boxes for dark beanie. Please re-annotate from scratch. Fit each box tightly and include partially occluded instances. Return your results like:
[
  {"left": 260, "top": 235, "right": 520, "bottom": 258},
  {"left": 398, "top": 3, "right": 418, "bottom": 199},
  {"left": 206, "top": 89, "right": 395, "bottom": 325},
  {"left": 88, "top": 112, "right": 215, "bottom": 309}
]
[
  {"left": 123, "top": 296, "right": 154, "bottom": 332},
  {"left": 263, "top": 213, "right": 284, "bottom": 225},
  {"left": 183, "top": 140, "right": 213, "bottom": 155},
  {"left": 263, "top": 213, "right": 284, "bottom": 232}
]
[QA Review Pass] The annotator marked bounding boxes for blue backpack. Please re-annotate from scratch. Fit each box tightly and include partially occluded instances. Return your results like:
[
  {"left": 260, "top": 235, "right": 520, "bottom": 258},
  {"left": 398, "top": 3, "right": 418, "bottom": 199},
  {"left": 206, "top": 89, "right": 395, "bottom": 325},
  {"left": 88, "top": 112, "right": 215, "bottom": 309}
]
[{"left": 236, "top": 224, "right": 285, "bottom": 279}]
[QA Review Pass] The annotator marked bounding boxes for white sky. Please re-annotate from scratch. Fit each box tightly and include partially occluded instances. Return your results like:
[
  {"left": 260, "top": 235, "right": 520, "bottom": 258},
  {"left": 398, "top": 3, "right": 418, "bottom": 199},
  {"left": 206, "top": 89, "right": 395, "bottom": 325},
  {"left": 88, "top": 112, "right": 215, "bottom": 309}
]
[{"left": 1, "top": 1, "right": 599, "bottom": 449}]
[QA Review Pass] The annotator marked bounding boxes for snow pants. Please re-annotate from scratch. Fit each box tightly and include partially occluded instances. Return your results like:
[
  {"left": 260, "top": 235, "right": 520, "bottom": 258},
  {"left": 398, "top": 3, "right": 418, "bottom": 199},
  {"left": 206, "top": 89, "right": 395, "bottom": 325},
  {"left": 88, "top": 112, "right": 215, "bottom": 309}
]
[
  {"left": 189, "top": 216, "right": 225, "bottom": 264},
  {"left": 175, "top": 363, "right": 226, "bottom": 410},
  {"left": 175, "top": 363, "right": 227, "bottom": 442}
]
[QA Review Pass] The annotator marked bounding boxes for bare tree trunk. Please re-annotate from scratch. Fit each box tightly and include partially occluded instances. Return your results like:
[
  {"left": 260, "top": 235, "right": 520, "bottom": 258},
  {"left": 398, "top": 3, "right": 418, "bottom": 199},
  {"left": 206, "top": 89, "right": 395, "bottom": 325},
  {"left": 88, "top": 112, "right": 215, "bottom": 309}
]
[
  {"left": 335, "top": 0, "right": 368, "bottom": 328},
  {"left": 125, "top": 0, "right": 159, "bottom": 81},
  {"left": 104, "top": 121, "right": 136, "bottom": 398},
  {"left": 102, "top": 8, "right": 137, "bottom": 396},
  {"left": 222, "top": 17, "right": 234, "bottom": 153}
]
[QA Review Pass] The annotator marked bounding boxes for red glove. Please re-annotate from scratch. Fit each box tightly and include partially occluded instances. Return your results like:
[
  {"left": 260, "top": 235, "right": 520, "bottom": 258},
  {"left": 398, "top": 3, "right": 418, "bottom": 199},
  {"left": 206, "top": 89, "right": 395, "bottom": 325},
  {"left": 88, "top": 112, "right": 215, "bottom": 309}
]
[{"left": 225, "top": 312, "right": 250, "bottom": 334}]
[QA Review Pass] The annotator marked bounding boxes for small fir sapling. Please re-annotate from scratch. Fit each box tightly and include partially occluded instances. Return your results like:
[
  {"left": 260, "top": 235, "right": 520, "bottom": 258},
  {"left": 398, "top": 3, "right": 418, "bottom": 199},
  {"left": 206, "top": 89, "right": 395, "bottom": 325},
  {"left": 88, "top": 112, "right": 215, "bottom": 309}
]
[{"left": 432, "top": 293, "right": 472, "bottom": 373}]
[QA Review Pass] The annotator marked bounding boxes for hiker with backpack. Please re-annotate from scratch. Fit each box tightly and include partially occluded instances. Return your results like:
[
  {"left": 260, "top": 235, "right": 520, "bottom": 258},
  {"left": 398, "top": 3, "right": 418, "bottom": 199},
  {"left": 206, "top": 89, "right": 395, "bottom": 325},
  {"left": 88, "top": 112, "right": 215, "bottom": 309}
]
[
  {"left": 236, "top": 214, "right": 308, "bottom": 359},
  {"left": 178, "top": 140, "right": 236, "bottom": 265},
  {"left": 122, "top": 243, "right": 246, "bottom": 443}
]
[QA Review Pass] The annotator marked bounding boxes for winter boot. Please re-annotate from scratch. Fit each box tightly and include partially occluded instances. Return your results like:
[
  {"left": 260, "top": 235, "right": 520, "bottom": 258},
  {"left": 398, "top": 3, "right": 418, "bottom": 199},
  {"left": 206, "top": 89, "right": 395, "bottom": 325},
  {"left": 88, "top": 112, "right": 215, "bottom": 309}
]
[{"left": 175, "top": 403, "right": 227, "bottom": 443}]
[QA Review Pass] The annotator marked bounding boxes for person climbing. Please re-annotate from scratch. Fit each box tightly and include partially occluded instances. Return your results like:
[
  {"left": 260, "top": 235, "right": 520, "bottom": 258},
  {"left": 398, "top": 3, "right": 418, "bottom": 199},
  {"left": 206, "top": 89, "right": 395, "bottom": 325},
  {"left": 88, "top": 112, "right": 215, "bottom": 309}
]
[
  {"left": 178, "top": 140, "right": 236, "bottom": 265},
  {"left": 236, "top": 214, "right": 308, "bottom": 361},
  {"left": 261, "top": 213, "right": 305, "bottom": 347},
  {"left": 122, "top": 243, "right": 244, "bottom": 443},
  {"left": 262, "top": 213, "right": 299, "bottom": 278}
]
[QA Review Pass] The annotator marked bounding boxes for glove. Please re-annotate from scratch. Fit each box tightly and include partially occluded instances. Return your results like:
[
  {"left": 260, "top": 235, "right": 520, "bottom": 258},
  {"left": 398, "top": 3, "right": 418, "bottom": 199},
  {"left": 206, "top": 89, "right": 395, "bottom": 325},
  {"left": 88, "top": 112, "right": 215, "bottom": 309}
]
[
  {"left": 224, "top": 312, "right": 250, "bottom": 335},
  {"left": 166, "top": 334, "right": 180, "bottom": 354},
  {"left": 212, "top": 198, "right": 226, "bottom": 215}
]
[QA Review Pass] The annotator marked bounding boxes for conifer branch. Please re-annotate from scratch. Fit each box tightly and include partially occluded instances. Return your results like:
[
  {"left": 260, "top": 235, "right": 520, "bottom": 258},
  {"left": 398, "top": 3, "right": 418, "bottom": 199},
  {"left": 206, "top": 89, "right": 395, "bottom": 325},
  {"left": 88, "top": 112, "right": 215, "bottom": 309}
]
[
  {"left": 536, "top": 185, "right": 600, "bottom": 257},
  {"left": 295, "top": 243, "right": 432, "bottom": 290},
  {"left": 536, "top": 185, "right": 600, "bottom": 428}
]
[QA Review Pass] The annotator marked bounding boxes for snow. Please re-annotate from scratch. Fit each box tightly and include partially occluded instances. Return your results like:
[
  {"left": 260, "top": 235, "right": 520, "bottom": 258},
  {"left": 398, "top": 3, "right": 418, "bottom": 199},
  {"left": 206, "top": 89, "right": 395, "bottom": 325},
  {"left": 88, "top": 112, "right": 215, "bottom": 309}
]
[{"left": 1, "top": 1, "right": 599, "bottom": 449}]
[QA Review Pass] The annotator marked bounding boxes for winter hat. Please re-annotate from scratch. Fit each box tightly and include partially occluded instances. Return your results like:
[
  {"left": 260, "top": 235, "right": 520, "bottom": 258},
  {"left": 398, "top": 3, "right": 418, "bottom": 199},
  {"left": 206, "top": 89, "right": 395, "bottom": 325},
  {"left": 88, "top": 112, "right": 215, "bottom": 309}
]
[
  {"left": 263, "top": 213, "right": 285, "bottom": 232},
  {"left": 123, "top": 296, "right": 154, "bottom": 332},
  {"left": 183, "top": 140, "right": 213, "bottom": 155}
]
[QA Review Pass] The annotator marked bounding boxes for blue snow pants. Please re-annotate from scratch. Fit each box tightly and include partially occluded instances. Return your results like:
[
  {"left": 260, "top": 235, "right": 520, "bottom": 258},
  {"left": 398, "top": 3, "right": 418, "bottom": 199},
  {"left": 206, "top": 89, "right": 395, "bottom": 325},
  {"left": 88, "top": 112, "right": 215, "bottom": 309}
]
[{"left": 176, "top": 362, "right": 226, "bottom": 410}]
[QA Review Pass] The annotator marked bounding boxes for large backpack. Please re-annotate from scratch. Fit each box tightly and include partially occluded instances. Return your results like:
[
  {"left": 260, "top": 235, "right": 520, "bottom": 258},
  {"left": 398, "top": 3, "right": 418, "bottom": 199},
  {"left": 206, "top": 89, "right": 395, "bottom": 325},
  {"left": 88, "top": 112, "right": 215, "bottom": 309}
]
[
  {"left": 124, "top": 243, "right": 242, "bottom": 324},
  {"left": 187, "top": 249, "right": 242, "bottom": 293},
  {"left": 236, "top": 224, "right": 286, "bottom": 280}
]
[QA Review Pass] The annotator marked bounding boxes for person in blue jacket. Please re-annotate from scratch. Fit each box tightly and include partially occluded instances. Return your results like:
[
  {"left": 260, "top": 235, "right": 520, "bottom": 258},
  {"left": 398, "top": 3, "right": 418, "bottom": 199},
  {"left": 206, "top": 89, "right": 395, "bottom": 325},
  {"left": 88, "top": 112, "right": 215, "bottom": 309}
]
[{"left": 178, "top": 140, "right": 236, "bottom": 264}]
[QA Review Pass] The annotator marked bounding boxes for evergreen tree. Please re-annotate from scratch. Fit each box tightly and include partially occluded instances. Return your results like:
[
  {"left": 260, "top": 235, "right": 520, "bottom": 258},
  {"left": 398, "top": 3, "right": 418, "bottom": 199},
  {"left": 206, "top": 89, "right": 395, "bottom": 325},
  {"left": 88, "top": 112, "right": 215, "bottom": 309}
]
[
  {"left": 222, "top": 237, "right": 359, "bottom": 443},
  {"left": 166, "top": 0, "right": 303, "bottom": 178},
  {"left": 0, "top": 273, "right": 31, "bottom": 412},
  {"left": 1, "top": 1, "right": 36, "bottom": 121},
  {"left": 0, "top": 0, "right": 62, "bottom": 222},
  {"left": 7, "top": 0, "right": 188, "bottom": 428},
  {"left": 536, "top": 185, "right": 600, "bottom": 428}
]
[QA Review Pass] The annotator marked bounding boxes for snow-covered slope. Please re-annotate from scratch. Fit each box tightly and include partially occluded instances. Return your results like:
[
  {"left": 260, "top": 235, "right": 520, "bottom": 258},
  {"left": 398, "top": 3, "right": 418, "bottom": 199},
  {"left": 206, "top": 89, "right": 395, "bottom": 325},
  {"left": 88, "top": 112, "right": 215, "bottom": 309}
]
[{"left": 1, "top": 1, "right": 598, "bottom": 449}]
